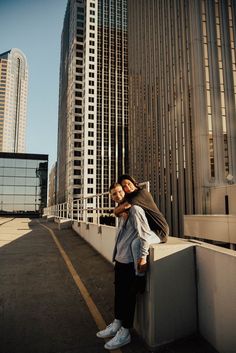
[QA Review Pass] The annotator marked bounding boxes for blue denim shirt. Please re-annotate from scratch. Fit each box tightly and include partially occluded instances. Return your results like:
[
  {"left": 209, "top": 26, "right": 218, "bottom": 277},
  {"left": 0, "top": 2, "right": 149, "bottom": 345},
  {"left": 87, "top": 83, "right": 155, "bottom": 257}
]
[{"left": 113, "top": 205, "right": 159, "bottom": 263}]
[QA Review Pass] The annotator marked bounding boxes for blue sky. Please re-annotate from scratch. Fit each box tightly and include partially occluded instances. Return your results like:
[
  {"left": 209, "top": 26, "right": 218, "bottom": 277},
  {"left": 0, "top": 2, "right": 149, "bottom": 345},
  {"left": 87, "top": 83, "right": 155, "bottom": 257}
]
[{"left": 0, "top": 0, "right": 67, "bottom": 169}]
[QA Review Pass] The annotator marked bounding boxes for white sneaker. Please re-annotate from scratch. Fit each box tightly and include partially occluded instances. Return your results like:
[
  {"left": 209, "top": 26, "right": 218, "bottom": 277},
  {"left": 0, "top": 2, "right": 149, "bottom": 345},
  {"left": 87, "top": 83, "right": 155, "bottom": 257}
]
[
  {"left": 96, "top": 320, "right": 121, "bottom": 338},
  {"left": 104, "top": 327, "right": 131, "bottom": 350}
]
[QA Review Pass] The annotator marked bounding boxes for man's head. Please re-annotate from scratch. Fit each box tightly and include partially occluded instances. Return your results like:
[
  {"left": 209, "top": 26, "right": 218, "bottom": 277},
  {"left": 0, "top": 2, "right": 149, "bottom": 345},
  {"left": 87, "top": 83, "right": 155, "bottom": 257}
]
[{"left": 109, "top": 182, "right": 125, "bottom": 204}]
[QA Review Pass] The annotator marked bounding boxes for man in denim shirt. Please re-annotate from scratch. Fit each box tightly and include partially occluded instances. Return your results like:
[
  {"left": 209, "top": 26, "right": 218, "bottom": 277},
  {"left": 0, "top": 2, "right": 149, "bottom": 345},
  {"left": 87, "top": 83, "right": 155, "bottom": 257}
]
[{"left": 96, "top": 183, "right": 160, "bottom": 350}]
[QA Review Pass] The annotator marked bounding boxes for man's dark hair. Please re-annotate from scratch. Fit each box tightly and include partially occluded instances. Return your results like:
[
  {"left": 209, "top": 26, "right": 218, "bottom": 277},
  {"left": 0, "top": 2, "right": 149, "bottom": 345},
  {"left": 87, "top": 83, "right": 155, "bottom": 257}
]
[{"left": 109, "top": 182, "right": 122, "bottom": 193}]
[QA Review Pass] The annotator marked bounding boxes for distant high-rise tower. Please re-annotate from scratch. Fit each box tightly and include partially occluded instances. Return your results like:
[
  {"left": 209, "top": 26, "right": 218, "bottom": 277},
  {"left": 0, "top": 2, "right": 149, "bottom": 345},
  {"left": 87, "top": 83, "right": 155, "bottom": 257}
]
[
  {"left": 57, "top": 0, "right": 128, "bottom": 209},
  {"left": 128, "top": 0, "right": 236, "bottom": 236},
  {"left": 0, "top": 48, "right": 28, "bottom": 152}
]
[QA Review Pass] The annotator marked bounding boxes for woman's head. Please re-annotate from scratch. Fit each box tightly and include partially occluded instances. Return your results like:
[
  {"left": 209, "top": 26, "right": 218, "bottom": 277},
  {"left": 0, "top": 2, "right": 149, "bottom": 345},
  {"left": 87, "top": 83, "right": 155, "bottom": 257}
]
[{"left": 117, "top": 174, "right": 140, "bottom": 194}]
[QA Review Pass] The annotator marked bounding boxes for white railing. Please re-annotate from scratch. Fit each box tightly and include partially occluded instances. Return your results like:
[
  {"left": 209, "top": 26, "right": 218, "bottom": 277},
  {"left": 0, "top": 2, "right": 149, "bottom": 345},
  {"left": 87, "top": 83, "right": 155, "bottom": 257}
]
[
  {"left": 44, "top": 192, "right": 116, "bottom": 226},
  {"left": 44, "top": 182, "right": 150, "bottom": 226}
]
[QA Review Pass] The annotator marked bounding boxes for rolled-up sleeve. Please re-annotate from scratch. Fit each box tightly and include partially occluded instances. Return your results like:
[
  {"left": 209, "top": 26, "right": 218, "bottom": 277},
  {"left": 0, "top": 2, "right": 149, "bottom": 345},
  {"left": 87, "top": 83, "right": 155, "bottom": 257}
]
[{"left": 129, "top": 205, "right": 152, "bottom": 258}]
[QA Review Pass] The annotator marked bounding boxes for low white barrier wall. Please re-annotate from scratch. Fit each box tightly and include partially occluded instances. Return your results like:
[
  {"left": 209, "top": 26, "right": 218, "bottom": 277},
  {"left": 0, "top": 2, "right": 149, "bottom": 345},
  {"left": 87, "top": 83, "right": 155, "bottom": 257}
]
[
  {"left": 184, "top": 215, "right": 236, "bottom": 246},
  {"left": 135, "top": 237, "right": 197, "bottom": 348},
  {"left": 72, "top": 221, "right": 116, "bottom": 263},
  {"left": 196, "top": 243, "right": 236, "bottom": 353},
  {"left": 72, "top": 220, "right": 236, "bottom": 352}
]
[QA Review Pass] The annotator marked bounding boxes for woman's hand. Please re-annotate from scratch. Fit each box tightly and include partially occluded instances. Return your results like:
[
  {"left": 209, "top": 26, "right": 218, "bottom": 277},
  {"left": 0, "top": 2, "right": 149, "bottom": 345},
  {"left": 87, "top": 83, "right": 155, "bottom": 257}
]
[{"left": 114, "top": 202, "right": 131, "bottom": 217}]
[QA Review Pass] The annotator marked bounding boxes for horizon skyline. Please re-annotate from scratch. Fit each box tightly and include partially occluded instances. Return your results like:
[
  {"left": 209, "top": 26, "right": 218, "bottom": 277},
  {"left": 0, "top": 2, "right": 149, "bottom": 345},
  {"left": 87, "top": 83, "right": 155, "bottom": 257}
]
[{"left": 0, "top": 0, "right": 67, "bottom": 169}]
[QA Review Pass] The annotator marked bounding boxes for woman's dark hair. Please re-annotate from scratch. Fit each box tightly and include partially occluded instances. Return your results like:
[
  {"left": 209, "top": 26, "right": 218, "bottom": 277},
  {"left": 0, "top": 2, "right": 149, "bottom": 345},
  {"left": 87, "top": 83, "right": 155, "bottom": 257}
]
[{"left": 117, "top": 174, "right": 141, "bottom": 189}]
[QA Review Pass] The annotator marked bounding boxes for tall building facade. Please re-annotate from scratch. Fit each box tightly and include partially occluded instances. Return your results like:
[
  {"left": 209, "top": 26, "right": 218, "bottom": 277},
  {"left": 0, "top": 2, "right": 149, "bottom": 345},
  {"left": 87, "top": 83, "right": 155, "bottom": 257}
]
[
  {"left": 57, "top": 0, "right": 128, "bottom": 209},
  {"left": 0, "top": 48, "right": 28, "bottom": 153},
  {"left": 48, "top": 162, "right": 57, "bottom": 207},
  {"left": 128, "top": 0, "right": 236, "bottom": 235}
]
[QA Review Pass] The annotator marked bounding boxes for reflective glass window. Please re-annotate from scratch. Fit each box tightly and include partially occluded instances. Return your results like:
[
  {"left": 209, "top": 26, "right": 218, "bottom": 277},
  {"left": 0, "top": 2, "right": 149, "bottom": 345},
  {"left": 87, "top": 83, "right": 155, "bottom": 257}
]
[
  {"left": 2, "top": 185, "right": 14, "bottom": 194},
  {"left": 3, "top": 176, "right": 15, "bottom": 185},
  {"left": 15, "top": 159, "right": 27, "bottom": 168},
  {"left": 14, "top": 177, "right": 26, "bottom": 186},
  {"left": 27, "top": 168, "right": 37, "bottom": 177},
  {"left": 1, "top": 158, "right": 15, "bottom": 167},
  {"left": 3, "top": 168, "right": 15, "bottom": 176},
  {"left": 27, "top": 160, "right": 38, "bottom": 168},
  {"left": 0, "top": 156, "right": 48, "bottom": 214},
  {"left": 15, "top": 168, "right": 27, "bottom": 177},
  {"left": 14, "top": 186, "right": 26, "bottom": 195}
]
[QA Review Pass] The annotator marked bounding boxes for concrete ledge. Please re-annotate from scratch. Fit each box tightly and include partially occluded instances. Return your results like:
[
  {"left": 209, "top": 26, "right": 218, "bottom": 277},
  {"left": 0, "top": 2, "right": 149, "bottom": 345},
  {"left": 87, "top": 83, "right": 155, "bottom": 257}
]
[
  {"left": 195, "top": 243, "right": 236, "bottom": 353},
  {"left": 47, "top": 215, "right": 55, "bottom": 222},
  {"left": 135, "top": 237, "right": 197, "bottom": 349},
  {"left": 54, "top": 218, "right": 73, "bottom": 230},
  {"left": 71, "top": 221, "right": 236, "bottom": 352},
  {"left": 184, "top": 214, "right": 236, "bottom": 245},
  {"left": 72, "top": 221, "right": 115, "bottom": 263}
]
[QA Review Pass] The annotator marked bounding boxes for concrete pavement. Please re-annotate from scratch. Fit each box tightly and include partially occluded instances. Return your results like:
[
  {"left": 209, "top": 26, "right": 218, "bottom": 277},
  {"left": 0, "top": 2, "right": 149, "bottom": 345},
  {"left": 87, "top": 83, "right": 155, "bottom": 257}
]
[{"left": 0, "top": 217, "right": 217, "bottom": 353}]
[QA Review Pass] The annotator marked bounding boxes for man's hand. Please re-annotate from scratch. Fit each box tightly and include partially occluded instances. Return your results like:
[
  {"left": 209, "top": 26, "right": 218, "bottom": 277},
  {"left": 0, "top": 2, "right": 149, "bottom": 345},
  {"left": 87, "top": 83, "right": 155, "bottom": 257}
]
[{"left": 137, "top": 258, "right": 148, "bottom": 273}]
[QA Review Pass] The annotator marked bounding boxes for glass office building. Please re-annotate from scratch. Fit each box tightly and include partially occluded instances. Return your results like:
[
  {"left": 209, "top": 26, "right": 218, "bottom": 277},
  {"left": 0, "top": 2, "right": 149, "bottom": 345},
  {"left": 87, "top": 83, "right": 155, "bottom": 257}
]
[{"left": 0, "top": 152, "right": 48, "bottom": 216}]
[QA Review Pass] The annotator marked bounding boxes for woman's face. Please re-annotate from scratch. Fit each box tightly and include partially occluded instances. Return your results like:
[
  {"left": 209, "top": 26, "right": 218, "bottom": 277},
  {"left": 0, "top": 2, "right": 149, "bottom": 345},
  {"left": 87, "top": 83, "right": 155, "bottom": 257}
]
[{"left": 121, "top": 179, "right": 137, "bottom": 193}]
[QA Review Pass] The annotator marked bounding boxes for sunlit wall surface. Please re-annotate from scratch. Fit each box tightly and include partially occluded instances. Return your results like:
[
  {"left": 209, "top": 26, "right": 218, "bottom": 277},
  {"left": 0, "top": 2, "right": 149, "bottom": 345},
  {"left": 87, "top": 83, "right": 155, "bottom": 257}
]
[
  {"left": 0, "top": 153, "right": 48, "bottom": 215},
  {"left": 128, "top": 0, "right": 236, "bottom": 236},
  {"left": 57, "top": 0, "right": 128, "bottom": 210}
]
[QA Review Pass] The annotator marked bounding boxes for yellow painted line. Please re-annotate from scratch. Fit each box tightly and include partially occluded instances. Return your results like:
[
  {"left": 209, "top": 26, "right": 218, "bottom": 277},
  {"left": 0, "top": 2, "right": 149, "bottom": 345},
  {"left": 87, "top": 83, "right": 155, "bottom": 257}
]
[{"left": 39, "top": 222, "right": 122, "bottom": 353}]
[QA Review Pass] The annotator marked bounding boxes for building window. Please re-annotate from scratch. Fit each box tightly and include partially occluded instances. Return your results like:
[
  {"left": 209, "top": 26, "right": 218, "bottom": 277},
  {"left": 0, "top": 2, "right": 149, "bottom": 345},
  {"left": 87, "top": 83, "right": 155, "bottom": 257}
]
[{"left": 74, "top": 160, "right": 81, "bottom": 166}]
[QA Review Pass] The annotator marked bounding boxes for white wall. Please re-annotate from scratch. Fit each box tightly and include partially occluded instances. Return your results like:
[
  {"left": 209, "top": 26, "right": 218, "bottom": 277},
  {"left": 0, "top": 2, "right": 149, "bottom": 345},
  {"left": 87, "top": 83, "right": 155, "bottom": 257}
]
[
  {"left": 72, "top": 221, "right": 116, "bottom": 263},
  {"left": 184, "top": 215, "right": 236, "bottom": 245},
  {"left": 209, "top": 184, "right": 236, "bottom": 214},
  {"left": 72, "top": 220, "right": 236, "bottom": 352},
  {"left": 196, "top": 244, "right": 236, "bottom": 353},
  {"left": 135, "top": 238, "right": 197, "bottom": 348}
]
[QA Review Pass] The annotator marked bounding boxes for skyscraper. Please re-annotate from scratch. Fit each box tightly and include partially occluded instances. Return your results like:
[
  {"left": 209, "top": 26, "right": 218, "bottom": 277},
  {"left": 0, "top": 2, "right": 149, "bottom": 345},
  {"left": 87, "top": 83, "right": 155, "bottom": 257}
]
[
  {"left": 0, "top": 48, "right": 28, "bottom": 153},
  {"left": 128, "top": 0, "right": 236, "bottom": 235},
  {"left": 57, "top": 0, "right": 128, "bottom": 210}
]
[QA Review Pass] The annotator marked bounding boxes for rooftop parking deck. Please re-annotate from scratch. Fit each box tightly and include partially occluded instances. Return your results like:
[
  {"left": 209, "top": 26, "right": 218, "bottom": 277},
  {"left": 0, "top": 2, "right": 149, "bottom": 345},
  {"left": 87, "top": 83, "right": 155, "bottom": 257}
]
[{"left": 0, "top": 217, "right": 227, "bottom": 353}]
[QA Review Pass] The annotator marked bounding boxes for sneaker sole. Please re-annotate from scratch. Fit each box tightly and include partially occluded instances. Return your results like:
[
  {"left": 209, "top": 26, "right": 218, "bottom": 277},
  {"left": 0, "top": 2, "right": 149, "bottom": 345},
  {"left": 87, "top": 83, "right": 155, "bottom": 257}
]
[
  {"left": 96, "top": 332, "right": 116, "bottom": 339},
  {"left": 104, "top": 336, "right": 131, "bottom": 350}
]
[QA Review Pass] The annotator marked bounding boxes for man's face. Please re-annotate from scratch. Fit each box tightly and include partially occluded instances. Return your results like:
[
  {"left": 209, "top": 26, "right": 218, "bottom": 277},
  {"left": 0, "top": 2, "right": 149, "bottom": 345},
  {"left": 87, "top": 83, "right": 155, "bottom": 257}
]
[{"left": 110, "top": 185, "right": 125, "bottom": 204}]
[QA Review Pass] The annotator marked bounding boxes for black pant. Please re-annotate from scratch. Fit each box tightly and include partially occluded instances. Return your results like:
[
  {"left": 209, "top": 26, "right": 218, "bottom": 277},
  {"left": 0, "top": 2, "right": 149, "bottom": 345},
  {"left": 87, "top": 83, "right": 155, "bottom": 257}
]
[{"left": 114, "top": 261, "right": 137, "bottom": 329}]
